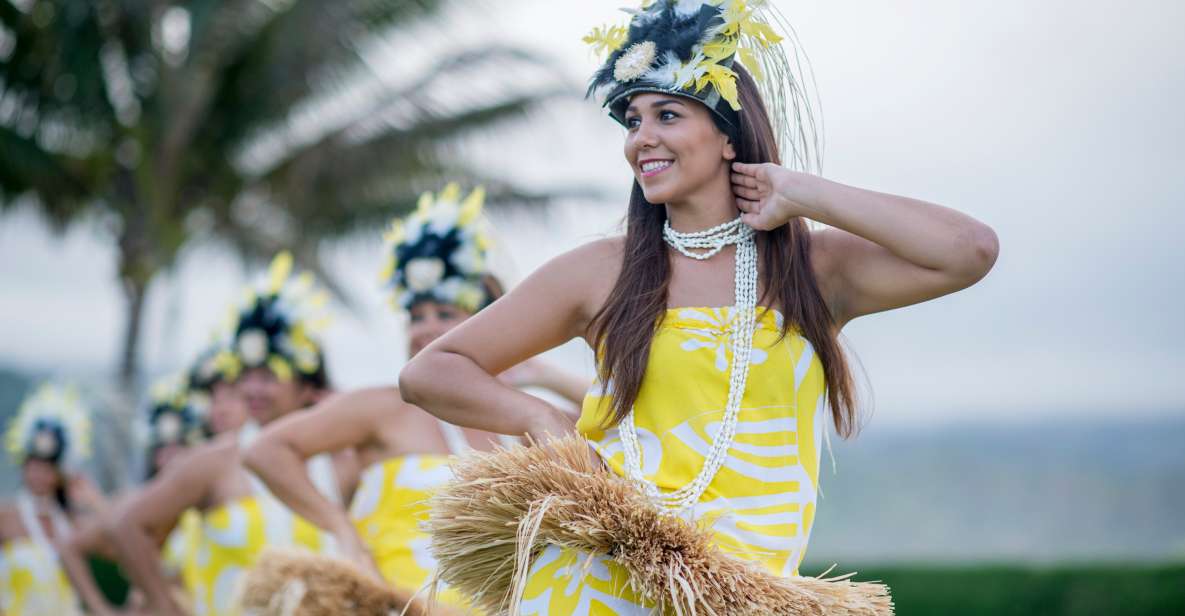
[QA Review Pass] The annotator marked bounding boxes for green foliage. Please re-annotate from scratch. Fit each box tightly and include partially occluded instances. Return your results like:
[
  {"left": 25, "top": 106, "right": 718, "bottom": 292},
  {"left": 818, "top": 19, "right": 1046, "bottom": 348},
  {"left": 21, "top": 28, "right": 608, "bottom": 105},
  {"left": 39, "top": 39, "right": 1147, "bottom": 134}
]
[
  {"left": 88, "top": 556, "right": 130, "bottom": 607},
  {"left": 802, "top": 563, "right": 1185, "bottom": 615}
]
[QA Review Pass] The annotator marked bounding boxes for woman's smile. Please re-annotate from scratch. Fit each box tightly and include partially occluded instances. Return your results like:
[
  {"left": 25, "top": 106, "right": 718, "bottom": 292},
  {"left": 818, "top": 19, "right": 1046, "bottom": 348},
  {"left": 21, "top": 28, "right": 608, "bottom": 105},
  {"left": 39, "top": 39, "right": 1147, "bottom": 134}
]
[{"left": 639, "top": 158, "right": 674, "bottom": 178}]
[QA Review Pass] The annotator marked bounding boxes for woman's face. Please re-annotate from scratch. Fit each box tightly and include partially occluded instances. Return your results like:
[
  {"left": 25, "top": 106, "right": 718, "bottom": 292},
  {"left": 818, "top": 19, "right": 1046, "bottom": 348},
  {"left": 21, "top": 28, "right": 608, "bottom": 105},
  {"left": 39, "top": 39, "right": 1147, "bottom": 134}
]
[
  {"left": 236, "top": 367, "right": 314, "bottom": 424},
  {"left": 208, "top": 381, "right": 247, "bottom": 434},
  {"left": 22, "top": 458, "right": 62, "bottom": 496},
  {"left": 408, "top": 300, "right": 471, "bottom": 357},
  {"left": 622, "top": 93, "right": 735, "bottom": 205}
]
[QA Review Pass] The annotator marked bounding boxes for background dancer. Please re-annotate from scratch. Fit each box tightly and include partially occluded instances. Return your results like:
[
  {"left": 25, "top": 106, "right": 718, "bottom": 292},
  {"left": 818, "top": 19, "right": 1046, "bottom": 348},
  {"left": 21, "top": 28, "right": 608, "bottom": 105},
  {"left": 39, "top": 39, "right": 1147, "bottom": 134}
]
[
  {"left": 58, "top": 362, "right": 243, "bottom": 616},
  {"left": 244, "top": 184, "right": 584, "bottom": 608},
  {"left": 0, "top": 383, "right": 102, "bottom": 615},
  {"left": 400, "top": 1, "right": 998, "bottom": 613},
  {"left": 108, "top": 253, "right": 355, "bottom": 616}
]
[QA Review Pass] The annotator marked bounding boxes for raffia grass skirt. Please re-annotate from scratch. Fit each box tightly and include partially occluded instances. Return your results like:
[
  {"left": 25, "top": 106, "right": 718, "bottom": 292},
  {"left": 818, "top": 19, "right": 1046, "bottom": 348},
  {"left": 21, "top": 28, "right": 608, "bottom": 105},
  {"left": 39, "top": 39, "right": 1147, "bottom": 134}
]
[
  {"left": 425, "top": 436, "right": 894, "bottom": 615},
  {"left": 235, "top": 547, "right": 460, "bottom": 616}
]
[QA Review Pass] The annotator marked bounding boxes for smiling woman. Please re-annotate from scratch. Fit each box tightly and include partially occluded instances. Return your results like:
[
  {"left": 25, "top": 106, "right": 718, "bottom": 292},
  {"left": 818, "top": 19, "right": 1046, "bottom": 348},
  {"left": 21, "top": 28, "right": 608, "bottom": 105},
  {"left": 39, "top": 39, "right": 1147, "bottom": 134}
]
[{"left": 399, "top": 1, "right": 997, "bottom": 614}]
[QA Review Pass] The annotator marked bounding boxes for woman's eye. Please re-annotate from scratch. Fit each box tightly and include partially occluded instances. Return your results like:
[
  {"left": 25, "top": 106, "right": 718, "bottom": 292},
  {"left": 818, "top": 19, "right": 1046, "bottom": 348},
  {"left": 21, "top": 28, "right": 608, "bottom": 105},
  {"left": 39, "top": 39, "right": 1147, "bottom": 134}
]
[
  {"left": 660, "top": 110, "right": 679, "bottom": 121},
  {"left": 625, "top": 116, "right": 641, "bottom": 129}
]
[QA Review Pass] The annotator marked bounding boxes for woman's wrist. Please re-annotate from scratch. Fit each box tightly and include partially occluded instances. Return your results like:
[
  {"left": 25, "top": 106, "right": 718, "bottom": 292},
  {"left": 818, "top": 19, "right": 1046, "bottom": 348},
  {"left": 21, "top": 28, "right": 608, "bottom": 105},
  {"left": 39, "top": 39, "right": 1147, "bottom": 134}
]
[
  {"left": 325, "top": 510, "right": 357, "bottom": 538},
  {"left": 796, "top": 174, "right": 841, "bottom": 225},
  {"left": 524, "top": 403, "right": 577, "bottom": 443}
]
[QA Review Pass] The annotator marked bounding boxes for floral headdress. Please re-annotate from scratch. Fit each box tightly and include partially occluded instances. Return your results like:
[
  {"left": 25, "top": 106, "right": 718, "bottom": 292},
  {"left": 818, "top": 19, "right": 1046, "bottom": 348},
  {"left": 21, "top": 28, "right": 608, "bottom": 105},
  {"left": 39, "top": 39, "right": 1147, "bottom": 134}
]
[
  {"left": 585, "top": 0, "right": 821, "bottom": 171},
  {"left": 221, "top": 251, "right": 330, "bottom": 383},
  {"left": 141, "top": 374, "right": 211, "bottom": 449},
  {"left": 187, "top": 337, "right": 237, "bottom": 393},
  {"left": 379, "top": 183, "right": 494, "bottom": 314},
  {"left": 4, "top": 382, "right": 92, "bottom": 470}
]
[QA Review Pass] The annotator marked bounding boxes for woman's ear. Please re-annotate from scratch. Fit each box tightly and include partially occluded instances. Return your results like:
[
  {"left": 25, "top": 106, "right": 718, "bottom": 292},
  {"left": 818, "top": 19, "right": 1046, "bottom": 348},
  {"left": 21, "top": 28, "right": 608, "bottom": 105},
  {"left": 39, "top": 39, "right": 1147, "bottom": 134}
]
[{"left": 723, "top": 136, "right": 737, "bottom": 161}]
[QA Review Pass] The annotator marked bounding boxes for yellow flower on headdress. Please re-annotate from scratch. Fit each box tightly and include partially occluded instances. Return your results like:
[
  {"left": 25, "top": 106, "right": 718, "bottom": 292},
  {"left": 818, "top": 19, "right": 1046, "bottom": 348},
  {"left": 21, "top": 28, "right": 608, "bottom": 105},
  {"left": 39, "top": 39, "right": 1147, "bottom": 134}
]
[
  {"left": 583, "top": 24, "right": 629, "bottom": 59},
  {"left": 696, "top": 60, "right": 741, "bottom": 110}
]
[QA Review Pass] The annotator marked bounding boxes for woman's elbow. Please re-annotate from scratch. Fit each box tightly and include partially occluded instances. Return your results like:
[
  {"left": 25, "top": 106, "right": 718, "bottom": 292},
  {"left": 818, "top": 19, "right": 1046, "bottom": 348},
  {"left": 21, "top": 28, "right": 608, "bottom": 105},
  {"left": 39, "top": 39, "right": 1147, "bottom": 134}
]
[
  {"left": 953, "top": 222, "right": 1000, "bottom": 283},
  {"left": 397, "top": 355, "right": 432, "bottom": 408},
  {"left": 241, "top": 442, "right": 267, "bottom": 478}
]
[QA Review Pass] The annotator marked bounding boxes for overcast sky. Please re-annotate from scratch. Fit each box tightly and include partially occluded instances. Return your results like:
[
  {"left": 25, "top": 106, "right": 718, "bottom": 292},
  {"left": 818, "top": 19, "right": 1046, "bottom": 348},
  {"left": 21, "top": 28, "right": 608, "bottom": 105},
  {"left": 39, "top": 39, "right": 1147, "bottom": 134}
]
[{"left": 1, "top": 0, "right": 1182, "bottom": 428}]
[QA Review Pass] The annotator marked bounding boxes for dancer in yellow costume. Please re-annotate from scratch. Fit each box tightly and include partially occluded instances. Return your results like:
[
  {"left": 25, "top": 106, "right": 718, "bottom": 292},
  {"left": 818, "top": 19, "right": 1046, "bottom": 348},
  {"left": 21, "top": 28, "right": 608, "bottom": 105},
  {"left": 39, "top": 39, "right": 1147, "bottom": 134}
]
[
  {"left": 110, "top": 252, "right": 357, "bottom": 616},
  {"left": 0, "top": 383, "right": 101, "bottom": 615},
  {"left": 244, "top": 184, "right": 586, "bottom": 609},
  {"left": 56, "top": 346, "right": 249, "bottom": 615},
  {"left": 399, "top": 0, "right": 1000, "bottom": 612}
]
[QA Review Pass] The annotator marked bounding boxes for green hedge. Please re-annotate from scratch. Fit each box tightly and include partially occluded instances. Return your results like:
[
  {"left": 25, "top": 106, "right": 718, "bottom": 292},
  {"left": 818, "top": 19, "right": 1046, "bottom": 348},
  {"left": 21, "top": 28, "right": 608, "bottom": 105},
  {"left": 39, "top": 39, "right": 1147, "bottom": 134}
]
[{"left": 801, "top": 563, "right": 1185, "bottom": 615}]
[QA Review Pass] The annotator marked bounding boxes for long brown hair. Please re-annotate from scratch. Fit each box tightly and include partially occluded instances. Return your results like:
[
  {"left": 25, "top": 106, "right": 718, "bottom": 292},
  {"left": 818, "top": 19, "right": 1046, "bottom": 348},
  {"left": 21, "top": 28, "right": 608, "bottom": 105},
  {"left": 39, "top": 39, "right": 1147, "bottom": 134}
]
[{"left": 587, "top": 66, "right": 860, "bottom": 438}]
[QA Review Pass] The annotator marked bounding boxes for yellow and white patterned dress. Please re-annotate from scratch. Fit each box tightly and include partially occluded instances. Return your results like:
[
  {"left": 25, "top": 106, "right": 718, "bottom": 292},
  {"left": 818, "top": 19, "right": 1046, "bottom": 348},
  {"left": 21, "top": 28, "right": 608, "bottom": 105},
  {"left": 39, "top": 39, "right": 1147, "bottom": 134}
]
[
  {"left": 183, "top": 425, "right": 341, "bottom": 616},
  {"left": 520, "top": 307, "right": 828, "bottom": 615},
  {"left": 0, "top": 538, "right": 80, "bottom": 615},
  {"left": 183, "top": 494, "right": 335, "bottom": 616},
  {"left": 162, "top": 508, "right": 202, "bottom": 576},
  {"left": 350, "top": 455, "right": 471, "bottom": 610},
  {"left": 0, "top": 495, "right": 81, "bottom": 615}
]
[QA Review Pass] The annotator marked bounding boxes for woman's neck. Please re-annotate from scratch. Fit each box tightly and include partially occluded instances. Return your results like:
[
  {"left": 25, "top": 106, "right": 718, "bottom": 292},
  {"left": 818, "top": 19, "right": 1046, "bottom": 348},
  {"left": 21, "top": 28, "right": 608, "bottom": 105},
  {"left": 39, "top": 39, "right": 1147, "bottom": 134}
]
[
  {"left": 21, "top": 487, "right": 56, "bottom": 508},
  {"left": 663, "top": 169, "right": 739, "bottom": 233}
]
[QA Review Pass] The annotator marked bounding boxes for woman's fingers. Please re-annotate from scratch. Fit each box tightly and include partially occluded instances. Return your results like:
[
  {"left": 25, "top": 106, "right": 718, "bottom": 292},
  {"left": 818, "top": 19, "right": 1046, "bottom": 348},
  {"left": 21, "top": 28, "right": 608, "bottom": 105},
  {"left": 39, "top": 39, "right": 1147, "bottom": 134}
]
[
  {"left": 732, "top": 184, "right": 761, "bottom": 201},
  {"left": 736, "top": 197, "right": 759, "bottom": 213},
  {"left": 730, "top": 172, "right": 758, "bottom": 189},
  {"left": 731, "top": 161, "right": 759, "bottom": 175}
]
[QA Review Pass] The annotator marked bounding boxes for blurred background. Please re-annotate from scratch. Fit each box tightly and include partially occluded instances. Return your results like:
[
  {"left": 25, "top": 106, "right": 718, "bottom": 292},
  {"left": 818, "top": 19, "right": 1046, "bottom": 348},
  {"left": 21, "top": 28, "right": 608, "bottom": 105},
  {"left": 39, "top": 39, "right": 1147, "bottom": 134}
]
[{"left": 1, "top": 0, "right": 1182, "bottom": 613}]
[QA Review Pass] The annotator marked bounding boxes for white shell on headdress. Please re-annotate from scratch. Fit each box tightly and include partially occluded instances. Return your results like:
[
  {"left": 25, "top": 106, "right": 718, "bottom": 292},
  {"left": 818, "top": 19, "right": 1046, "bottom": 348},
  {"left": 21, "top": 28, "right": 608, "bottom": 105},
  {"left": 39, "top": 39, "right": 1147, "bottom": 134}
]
[
  {"left": 236, "top": 328, "right": 270, "bottom": 367},
  {"left": 155, "top": 413, "right": 183, "bottom": 444},
  {"left": 32, "top": 431, "right": 58, "bottom": 458},
  {"left": 405, "top": 257, "right": 447, "bottom": 292},
  {"left": 615, "top": 41, "right": 658, "bottom": 82}
]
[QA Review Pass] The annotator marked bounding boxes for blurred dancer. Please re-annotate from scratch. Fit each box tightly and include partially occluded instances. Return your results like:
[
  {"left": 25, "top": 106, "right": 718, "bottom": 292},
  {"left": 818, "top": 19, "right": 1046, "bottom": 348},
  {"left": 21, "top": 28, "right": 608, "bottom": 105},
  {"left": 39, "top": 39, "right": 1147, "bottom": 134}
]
[
  {"left": 0, "top": 383, "right": 103, "bottom": 615},
  {"left": 110, "top": 253, "right": 355, "bottom": 616},
  {"left": 244, "top": 184, "right": 586, "bottom": 609},
  {"left": 59, "top": 361, "right": 243, "bottom": 615}
]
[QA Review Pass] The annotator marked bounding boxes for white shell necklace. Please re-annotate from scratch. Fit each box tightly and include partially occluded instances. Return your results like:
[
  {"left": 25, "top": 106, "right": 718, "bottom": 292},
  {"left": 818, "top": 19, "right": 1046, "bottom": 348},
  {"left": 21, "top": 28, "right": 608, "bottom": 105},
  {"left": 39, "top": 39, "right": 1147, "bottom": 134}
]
[{"left": 619, "top": 215, "right": 758, "bottom": 513}]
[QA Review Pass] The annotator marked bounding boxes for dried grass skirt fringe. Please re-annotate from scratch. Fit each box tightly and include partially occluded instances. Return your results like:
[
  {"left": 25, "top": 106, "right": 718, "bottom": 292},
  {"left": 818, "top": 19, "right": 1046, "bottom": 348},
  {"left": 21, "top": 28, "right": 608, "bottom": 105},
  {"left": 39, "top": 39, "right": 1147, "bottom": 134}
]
[{"left": 425, "top": 436, "right": 893, "bottom": 616}]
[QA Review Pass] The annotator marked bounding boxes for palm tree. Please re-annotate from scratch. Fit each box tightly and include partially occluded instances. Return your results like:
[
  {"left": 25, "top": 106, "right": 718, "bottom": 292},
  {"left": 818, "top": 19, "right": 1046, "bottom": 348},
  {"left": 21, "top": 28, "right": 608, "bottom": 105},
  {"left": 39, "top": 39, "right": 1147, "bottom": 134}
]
[{"left": 0, "top": 0, "right": 565, "bottom": 396}]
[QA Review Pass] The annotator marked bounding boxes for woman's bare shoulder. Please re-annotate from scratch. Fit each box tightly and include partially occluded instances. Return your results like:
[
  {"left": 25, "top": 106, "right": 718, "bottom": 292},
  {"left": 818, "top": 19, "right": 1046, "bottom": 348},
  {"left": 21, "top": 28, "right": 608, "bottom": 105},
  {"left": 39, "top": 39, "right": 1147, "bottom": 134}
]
[
  {"left": 538, "top": 236, "right": 625, "bottom": 312},
  {"left": 549, "top": 236, "right": 625, "bottom": 275}
]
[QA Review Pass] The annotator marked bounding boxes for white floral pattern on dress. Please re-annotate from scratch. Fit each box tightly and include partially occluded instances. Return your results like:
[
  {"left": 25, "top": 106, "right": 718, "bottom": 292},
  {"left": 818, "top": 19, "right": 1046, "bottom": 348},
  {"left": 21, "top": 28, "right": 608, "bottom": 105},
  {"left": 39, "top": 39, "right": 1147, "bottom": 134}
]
[{"left": 676, "top": 307, "right": 778, "bottom": 371}]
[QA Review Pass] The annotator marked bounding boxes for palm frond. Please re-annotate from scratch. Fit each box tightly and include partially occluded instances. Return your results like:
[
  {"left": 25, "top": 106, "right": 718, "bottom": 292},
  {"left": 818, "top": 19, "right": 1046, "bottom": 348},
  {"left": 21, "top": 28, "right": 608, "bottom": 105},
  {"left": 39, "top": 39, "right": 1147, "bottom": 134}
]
[{"left": 0, "top": 126, "right": 91, "bottom": 228}]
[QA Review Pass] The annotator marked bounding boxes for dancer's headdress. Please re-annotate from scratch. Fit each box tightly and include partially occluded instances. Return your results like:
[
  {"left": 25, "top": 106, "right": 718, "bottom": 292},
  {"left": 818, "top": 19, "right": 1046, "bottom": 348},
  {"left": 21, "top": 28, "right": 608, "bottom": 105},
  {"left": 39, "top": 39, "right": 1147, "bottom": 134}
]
[
  {"left": 585, "top": 0, "right": 821, "bottom": 171},
  {"left": 187, "top": 338, "right": 236, "bottom": 392},
  {"left": 142, "top": 375, "right": 211, "bottom": 449},
  {"left": 5, "top": 383, "right": 92, "bottom": 470},
  {"left": 379, "top": 183, "right": 494, "bottom": 314},
  {"left": 222, "top": 252, "right": 330, "bottom": 383}
]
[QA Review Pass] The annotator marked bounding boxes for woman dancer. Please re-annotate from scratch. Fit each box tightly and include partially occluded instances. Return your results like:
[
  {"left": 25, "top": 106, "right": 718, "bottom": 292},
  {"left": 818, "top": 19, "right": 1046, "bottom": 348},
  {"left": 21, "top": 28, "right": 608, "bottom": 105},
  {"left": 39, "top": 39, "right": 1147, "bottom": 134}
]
[
  {"left": 400, "top": 1, "right": 999, "bottom": 614},
  {"left": 110, "top": 253, "right": 354, "bottom": 616},
  {"left": 244, "top": 184, "right": 585, "bottom": 608},
  {"left": 0, "top": 383, "right": 102, "bottom": 615},
  {"left": 59, "top": 367, "right": 245, "bottom": 615}
]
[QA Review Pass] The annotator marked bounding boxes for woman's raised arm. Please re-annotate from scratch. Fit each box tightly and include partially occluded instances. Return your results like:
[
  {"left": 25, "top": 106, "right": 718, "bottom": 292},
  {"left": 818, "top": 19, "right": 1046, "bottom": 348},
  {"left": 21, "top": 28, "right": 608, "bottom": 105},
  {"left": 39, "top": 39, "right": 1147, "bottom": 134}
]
[{"left": 732, "top": 162, "right": 999, "bottom": 327}]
